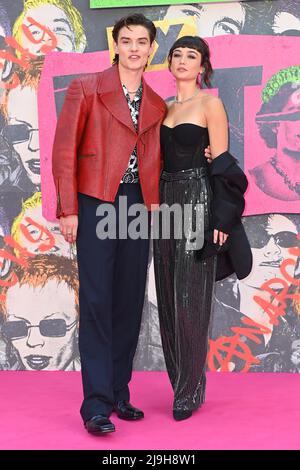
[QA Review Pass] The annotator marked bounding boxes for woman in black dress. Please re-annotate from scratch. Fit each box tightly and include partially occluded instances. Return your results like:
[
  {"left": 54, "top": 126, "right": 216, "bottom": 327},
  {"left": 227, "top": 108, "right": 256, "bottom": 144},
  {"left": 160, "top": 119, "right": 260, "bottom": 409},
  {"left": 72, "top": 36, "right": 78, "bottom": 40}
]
[{"left": 153, "top": 36, "right": 252, "bottom": 421}]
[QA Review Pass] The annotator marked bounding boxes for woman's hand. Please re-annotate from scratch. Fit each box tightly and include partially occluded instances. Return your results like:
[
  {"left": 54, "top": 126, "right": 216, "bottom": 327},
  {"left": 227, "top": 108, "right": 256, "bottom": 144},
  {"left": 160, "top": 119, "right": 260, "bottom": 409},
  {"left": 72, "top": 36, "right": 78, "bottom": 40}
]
[
  {"left": 204, "top": 145, "right": 212, "bottom": 163},
  {"left": 214, "top": 229, "right": 228, "bottom": 246}
]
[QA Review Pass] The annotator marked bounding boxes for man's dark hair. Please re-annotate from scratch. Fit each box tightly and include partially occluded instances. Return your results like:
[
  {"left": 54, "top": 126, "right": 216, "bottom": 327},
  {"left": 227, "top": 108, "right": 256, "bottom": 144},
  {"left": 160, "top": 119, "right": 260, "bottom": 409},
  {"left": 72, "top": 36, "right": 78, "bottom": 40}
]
[{"left": 112, "top": 13, "right": 156, "bottom": 65}]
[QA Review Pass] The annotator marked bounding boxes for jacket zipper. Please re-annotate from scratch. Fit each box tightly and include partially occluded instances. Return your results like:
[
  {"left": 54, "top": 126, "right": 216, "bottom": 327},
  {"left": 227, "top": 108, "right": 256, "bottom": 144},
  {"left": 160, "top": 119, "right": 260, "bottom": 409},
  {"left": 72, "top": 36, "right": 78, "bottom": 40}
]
[{"left": 57, "top": 178, "right": 63, "bottom": 216}]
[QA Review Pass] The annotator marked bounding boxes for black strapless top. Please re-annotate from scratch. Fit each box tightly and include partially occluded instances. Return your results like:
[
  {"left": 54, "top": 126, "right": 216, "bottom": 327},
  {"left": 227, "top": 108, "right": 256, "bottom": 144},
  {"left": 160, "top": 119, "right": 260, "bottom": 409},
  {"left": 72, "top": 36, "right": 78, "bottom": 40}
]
[{"left": 160, "top": 123, "right": 209, "bottom": 172}]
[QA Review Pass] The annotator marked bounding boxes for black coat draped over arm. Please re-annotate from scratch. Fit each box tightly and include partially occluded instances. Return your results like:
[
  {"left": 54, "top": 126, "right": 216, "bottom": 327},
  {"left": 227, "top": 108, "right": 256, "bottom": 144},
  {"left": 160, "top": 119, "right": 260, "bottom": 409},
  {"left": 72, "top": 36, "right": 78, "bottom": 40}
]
[{"left": 207, "top": 151, "right": 253, "bottom": 281}]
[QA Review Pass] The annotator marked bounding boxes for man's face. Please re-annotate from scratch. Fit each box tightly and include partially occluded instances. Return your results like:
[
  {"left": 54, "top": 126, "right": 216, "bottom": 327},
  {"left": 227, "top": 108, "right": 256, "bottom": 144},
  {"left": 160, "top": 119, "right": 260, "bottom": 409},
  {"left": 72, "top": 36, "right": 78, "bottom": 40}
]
[
  {"left": 242, "top": 214, "right": 299, "bottom": 289},
  {"left": 6, "top": 85, "right": 40, "bottom": 186},
  {"left": 164, "top": 3, "right": 245, "bottom": 37},
  {"left": 17, "top": 205, "right": 73, "bottom": 258},
  {"left": 19, "top": 4, "right": 78, "bottom": 54},
  {"left": 272, "top": 10, "right": 300, "bottom": 36},
  {"left": 5, "top": 279, "right": 78, "bottom": 370},
  {"left": 113, "top": 25, "right": 154, "bottom": 72},
  {"left": 277, "top": 88, "right": 300, "bottom": 154}
]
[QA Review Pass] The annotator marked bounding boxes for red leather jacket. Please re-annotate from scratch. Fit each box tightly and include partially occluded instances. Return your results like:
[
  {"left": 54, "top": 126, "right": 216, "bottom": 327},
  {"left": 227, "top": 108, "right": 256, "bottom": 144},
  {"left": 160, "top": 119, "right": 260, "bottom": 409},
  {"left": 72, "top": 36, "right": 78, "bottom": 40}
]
[{"left": 52, "top": 64, "right": 166, "bottom": 218}]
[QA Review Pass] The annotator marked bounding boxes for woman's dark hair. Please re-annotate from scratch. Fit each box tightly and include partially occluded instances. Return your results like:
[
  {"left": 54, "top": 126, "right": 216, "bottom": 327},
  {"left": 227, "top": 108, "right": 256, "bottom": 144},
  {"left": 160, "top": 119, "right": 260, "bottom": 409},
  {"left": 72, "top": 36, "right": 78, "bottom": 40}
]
[
  {"left": 167, "top": 36, "right": 213, "bottom": 88},
  {"left": 112, "top": 13, "right": 156, "bottom": 65}
]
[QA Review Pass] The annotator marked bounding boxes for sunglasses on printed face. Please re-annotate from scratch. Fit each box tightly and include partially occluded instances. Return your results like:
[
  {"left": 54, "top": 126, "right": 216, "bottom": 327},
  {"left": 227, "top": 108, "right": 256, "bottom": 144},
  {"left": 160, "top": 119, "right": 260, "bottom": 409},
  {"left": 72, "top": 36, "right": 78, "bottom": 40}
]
[
  {"left": 2, "top": 318, "right": 77, "bottom": 340},
  {"left": 1, "top": 123, "right": 38, "bottom": 145},
  {"left": 248, "top": 230, "right": 299, "bottom": 250}
]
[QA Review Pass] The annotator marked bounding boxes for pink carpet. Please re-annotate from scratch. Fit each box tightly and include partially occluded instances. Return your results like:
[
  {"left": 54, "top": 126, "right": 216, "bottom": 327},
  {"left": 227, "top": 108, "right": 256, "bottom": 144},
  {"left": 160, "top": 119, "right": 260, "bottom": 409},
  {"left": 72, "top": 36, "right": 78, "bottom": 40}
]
[{"left": 0, "top": 371, "right": 299, "bottom": 450}]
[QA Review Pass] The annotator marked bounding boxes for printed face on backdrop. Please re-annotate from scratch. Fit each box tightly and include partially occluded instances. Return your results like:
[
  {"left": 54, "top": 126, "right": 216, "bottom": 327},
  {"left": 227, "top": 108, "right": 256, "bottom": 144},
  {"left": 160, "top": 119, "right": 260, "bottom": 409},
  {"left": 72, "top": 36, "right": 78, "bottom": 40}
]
[
  {"left": 276, "top": 88, "right": 300, "bottom": 154},
  {"left": 250, "top": 81, "right": 300, "bottom": 201},
  {"left": 272, "top": 2, "right": 300, "bottom": 36},
  {"left": 0, "top": 3, "right": 12, "bottom": 82},
  {"left": 241, "top": 214, "right": 299, "bottom": 290},
  {"left": 164, "top": 3, "right": 246, "bottom": 37},
  {"left": 19, "top": 4, "right": 80, "bottom": 54},
  {"left": 4, "top": 279, "right": 78, "bottom": 370},
  {"left": 0, "top": 206, "right": 11, "bottom": 279},
  {"left": 0, "top": 24, "right": 5, "bottom": 40},
  {"left": 273, "top": 11, "right": 300, "bottom": 35},
  {"left": 5, "top": 85, "right": 40, "bottom": 186},
  {"left": 113, "top": 25, "right": 155, "bottom": 72},
  {"left": 290, "top": 339, "right": 300, "bottom": 366},
  {"left": 0, "top": 23, "right": 6, "bottom": 79},
  {"left": 15, "top": 204, "right": 73, "bottom": 258}
]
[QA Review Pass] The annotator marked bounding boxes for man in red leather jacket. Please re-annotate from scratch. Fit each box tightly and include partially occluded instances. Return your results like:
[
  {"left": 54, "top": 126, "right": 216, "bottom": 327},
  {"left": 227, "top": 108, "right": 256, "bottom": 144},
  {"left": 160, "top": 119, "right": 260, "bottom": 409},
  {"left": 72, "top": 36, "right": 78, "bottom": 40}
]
[{"left": 52, "top": 13, "right": 166, "bottom": 435}]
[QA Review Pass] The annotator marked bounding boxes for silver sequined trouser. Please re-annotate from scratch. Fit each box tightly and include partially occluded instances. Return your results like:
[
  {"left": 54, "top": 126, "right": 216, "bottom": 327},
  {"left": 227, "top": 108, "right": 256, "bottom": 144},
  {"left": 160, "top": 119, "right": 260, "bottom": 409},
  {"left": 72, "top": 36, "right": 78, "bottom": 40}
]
[{"left": 153, "top": 168, "right": 216, "bottom": 412}]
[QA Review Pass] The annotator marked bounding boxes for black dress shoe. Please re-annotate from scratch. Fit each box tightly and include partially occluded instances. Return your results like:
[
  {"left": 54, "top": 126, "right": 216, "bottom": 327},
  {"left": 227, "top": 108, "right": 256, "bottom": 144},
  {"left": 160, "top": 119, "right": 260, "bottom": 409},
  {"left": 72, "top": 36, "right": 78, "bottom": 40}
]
[
  {"left": 173, "top": 410, "right": 193, "bottom": 421},
  {"left": 114, "top": 400, "right": 144, "bottom": 420},
  {"left": 84, "top": 415, "right": 115, "bottom": 434}
]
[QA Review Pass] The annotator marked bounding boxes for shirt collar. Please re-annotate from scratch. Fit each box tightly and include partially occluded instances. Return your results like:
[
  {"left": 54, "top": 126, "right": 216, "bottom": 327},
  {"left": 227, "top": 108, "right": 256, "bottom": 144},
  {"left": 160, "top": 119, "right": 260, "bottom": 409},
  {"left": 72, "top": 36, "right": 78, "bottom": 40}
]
[{"left": 122, "top": 83, "right": 143, "bottom": 102}]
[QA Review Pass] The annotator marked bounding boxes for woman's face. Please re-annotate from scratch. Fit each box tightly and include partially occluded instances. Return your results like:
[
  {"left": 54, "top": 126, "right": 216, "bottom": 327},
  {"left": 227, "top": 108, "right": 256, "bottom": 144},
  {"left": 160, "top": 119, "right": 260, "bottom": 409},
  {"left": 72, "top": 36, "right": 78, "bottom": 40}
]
[
  {"left": 169, "top": 46, "right": 202, "bottom": 83},
  {"left": 276, "top": 88, "right": 300, "bottom": 154},
  {"left": 242, "top": 214, "right": 299, "bottom": 289}
]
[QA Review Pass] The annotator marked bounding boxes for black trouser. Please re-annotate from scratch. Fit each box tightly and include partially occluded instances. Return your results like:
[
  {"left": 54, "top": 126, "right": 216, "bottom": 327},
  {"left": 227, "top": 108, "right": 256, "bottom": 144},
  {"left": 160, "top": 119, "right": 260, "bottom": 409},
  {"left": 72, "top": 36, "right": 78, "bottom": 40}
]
[
  {"left": 76, "top": 184, "right": 150, "bottom": 422},
  {"left": 153, "top": 168, "right": 216, "bottom": 412}
]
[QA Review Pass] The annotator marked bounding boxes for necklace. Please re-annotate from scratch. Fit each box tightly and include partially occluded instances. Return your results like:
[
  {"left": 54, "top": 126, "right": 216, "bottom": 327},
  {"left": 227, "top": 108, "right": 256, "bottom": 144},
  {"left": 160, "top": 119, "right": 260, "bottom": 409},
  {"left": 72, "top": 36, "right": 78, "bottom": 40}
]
[
  {"left": 123, "top": 84, "right": 140, "bottom": 94},
  {"left": 175, "top": 89, "right": 200, "bottom": 104},
  {"left": 270, "top": 156, "right": 300, "bottom": 195}
]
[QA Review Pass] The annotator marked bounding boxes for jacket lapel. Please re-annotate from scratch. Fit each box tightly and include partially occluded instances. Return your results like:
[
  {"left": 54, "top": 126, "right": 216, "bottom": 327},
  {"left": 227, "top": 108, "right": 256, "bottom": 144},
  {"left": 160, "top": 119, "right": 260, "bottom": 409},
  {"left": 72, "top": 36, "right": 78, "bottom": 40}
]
[
  {"left": 97, "top": 65, "right": 166, "bottom": 136},
  {"left": 97, "top": 65, "right": 136, "bottom": 134},
  {"left": 138, "top": 76, "right": 166, "bottom": 135}
]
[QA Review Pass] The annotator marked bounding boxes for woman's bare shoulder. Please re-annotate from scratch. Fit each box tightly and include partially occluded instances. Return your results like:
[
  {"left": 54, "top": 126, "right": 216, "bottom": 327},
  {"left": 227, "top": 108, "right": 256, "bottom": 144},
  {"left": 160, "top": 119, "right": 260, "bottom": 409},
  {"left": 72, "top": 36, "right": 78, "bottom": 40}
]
[
  {"left": 203, "top": 94, "right": 226, "bottom": 116},
  {"left": 200, "top": 93, "right": 223, "bottom": 105}
]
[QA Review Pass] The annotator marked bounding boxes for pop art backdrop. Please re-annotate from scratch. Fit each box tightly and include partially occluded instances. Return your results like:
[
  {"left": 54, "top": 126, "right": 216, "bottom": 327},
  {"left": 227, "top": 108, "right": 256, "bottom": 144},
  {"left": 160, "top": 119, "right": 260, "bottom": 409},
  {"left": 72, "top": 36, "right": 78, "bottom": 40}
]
[
  {"left": 89, "top": 0, "right": 240, "bottom": 9},
  {"left": 0, "top": 0, "right": 299, "bottom": 374}
]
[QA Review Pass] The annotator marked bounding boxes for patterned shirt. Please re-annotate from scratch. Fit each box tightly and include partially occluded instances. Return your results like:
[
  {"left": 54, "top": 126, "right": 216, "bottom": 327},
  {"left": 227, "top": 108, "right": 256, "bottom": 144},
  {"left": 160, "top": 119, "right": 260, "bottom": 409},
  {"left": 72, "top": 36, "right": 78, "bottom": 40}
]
[{"left": 120, "top": 83, "right": 143, "bottom": 183}]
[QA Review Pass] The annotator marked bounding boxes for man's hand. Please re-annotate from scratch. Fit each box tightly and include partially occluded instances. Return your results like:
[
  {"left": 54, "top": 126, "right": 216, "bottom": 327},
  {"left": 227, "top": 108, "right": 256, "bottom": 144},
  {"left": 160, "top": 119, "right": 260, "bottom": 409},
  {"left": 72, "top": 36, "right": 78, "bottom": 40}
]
[
  {"left": 204, "top": 145, "right": 212, "bottom": 163},
  {"left": 214, "top": 229, "right": 228, "bottom": 246},
  {"left": 59, "top": 215, "right": 78, "bottom": 244}
]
